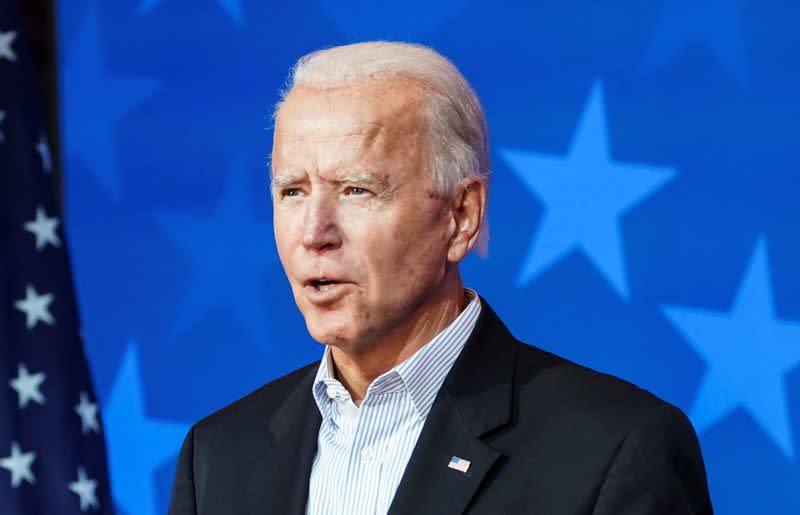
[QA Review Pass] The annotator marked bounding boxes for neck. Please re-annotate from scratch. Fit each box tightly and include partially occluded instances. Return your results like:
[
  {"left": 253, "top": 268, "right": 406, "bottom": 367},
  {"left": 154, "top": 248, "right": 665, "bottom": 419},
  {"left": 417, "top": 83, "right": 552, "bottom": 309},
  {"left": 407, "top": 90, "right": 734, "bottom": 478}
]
[{"left": 330, "top": 274, "right": 467, "bottom": 405}]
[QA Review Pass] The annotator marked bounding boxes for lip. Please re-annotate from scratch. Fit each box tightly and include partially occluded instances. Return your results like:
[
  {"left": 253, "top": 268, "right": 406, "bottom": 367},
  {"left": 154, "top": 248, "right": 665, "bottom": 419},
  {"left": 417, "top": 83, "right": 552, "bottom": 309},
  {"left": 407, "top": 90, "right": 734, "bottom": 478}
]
[{"left": 302, "top": 281, "right": 351, "bottom": 305}]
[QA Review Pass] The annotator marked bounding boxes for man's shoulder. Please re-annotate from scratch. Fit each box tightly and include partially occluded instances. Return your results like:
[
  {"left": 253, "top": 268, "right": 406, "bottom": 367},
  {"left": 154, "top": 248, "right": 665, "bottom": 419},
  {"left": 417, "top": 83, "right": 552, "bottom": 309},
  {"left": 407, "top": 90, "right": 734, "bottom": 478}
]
[
  {"left": 193, "top": 360, "right": 320, "bottom": 439},
  {"left": 514, "top": 341, "right": 669, "bottom": 429},
  {"left": 477, "top": 300, "right": 668, "bottom": 420}
]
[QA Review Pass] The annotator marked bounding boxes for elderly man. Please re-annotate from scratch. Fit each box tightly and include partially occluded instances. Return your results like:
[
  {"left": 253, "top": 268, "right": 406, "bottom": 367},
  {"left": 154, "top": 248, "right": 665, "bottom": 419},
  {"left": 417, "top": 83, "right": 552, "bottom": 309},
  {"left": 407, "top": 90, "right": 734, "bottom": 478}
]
[{"left": 168, "top": 42, "right": 712, "bottom": 514}]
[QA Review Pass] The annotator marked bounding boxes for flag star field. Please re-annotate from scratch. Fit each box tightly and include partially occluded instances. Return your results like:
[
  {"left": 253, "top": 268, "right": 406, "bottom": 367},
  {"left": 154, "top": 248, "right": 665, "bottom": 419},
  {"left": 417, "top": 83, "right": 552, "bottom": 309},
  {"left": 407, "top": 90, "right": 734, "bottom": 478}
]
[
  {"left": 1, "top": 1, "right": 114, "bottom": 511},
  {"left": 53, "top": 0, "right": 800, "bottom": 513}
]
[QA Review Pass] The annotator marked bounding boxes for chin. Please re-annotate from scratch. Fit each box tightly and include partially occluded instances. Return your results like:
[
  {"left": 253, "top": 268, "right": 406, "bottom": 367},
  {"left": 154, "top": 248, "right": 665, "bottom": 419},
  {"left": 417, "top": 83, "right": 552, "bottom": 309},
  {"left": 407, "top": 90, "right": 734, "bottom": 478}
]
[
  {"left": 303, "top": 312, "right": 358, "bottom": 347},
  {"left": 295, "top": 293, "right": 374, "bottom": 349}
]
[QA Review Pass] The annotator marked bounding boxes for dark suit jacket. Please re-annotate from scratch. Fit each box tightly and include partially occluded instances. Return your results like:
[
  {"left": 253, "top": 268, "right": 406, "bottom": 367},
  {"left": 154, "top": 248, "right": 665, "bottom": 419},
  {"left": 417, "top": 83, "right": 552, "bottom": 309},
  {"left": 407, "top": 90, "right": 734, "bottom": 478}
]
[{"left": 168, "top": 300, "right": 713, "bottom": 514}]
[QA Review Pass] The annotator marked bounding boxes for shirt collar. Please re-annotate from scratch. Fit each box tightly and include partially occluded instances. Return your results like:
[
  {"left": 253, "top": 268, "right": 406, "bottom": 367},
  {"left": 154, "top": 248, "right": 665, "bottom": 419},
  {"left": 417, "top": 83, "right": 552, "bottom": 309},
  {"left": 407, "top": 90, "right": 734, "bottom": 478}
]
[{"left": 312, "top": 289, "right": 482, "bottom": 420}]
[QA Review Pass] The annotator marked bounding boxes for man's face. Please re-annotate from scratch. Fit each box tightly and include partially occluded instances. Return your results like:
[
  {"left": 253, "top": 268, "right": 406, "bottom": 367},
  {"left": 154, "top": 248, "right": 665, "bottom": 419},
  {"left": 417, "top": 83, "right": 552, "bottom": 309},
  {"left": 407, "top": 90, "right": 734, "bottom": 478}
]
[{"left": 271, "top": 79, "right": 457, "bottom": 352}]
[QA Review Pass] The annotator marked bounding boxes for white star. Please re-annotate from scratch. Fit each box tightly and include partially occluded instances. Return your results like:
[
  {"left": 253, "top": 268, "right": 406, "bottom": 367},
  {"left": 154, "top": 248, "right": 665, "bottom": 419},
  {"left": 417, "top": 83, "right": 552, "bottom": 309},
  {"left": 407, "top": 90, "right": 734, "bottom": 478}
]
[
  {"left": 0, "top": 30, "right": 17, "bottom": 62},
  {"left": 0, "top": 442, "right": 36, "bottom": 488},
  {"left": 0, "top": 111, "right": 5, "bottom": 143},
  {"left": 69, "top": 467, "right": 100, "bottom": 511},
  {"left": 14, "top": 284, "right": 55, "bottom": 329},
  {"left": 36, "top": 134, "right": 53, "bottom": 173},
  {"left": 23, "top": 206, "right": 61, "bottom": 251},
  {"left": 75, "top": 391, "right": 101, "bottom": 434},
  {"left": 9, "top": 364, "right": 46, "bottom": 409}
]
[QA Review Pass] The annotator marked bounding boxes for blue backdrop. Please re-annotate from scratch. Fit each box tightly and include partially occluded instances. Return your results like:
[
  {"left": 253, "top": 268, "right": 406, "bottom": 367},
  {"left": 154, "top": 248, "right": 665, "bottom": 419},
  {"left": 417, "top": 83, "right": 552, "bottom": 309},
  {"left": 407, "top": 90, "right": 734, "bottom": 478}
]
[{"left": 55, "top": 1, "right": 799, "bottom": 513}]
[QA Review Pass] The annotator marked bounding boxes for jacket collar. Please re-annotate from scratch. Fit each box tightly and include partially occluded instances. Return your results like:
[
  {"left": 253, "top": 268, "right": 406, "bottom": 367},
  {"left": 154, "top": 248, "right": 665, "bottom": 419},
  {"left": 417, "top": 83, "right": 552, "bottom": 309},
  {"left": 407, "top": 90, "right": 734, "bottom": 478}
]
[
  {"left": 245, "top": 363, "right": 321, "bottom": 515},
  {"left": 310, "top": 290, "right": 482, "bottom": 421},
  {"left": 249, "top": 296, "right": 518, "bottom": 515},
  {"left": 387, "top": 298, "right": 518, "bottom": 514}
]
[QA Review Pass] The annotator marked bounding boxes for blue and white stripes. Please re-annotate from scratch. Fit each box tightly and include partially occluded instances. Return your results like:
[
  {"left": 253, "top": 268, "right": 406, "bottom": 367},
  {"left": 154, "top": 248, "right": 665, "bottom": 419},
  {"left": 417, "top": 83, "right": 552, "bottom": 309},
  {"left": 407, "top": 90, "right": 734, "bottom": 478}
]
[{"left": 306, "top": 290, "right": 482, "bottom": 515}]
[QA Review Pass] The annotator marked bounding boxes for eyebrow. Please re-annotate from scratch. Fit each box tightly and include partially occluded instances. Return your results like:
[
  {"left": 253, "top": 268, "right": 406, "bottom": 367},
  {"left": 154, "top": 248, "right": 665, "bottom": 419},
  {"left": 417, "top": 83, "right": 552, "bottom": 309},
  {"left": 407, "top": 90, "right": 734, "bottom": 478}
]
[
  {"left": 335, "top": 170, "right": 389, "bottom": 189},
  {"left": 271, "top": 169, "right": 389, "bottom": 190},
  {"left": 271, "top": 172, "right": 301, "bottom": 189}
]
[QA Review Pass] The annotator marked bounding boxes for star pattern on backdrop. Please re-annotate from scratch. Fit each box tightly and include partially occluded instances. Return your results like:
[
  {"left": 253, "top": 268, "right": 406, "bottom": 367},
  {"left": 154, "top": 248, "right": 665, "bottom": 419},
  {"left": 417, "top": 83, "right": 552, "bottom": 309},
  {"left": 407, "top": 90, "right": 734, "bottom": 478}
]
[
  {"left": 103, "top": 339, "right": 190, "bottom": 515},
  {"left": 14, "top": 283, "right": 56, "bottom": 329},
  {"left": 499, "top": 81, "right": 676, "bottom": 299},
  {"left": 37, "top": 0, "right": 800, "bottom": 512},
  {"left": 663, "top": 238, "right": 800, "bottom": 459},
  {"left": 36, "top": 133, "right": 52, "bottom": 173},
  {"left": 0, "top": 29, "right": 17, "bottom": 62},
  {"left": 138, "top": 0, "right": 244, "bottom": 26},
  {"left": 69, "top": 467, "right": 100, "bottom": 511},
  {"left": 0, "top": 110, "right": 5, "bottom": 142},
  {"left": 23, "top": 205, "right": 62, "bottom": 251},
  {"left": 9, "top": 363, "right": 47, "bottom": 409},
  {"left": 643, "top": 0, "right": 748, "bottom": 85},
  {"left": 0, "top": 442, "right": 37, "bottom": 488},
  {"left": 156, "top": 159, "right": 275, "bottom": 348},
  {"left": 61, "top": 3, "right": 160, "bottom": 198},
  {"left": 75, "top": 391, "right": 101, "bottom": 435}
]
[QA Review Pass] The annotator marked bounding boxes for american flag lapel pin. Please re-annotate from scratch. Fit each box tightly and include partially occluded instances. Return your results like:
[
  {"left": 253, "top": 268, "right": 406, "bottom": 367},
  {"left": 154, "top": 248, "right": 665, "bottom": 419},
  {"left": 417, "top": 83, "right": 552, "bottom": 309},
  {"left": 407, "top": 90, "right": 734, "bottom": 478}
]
[{"left": 448, "top": 456, "right": 471, "bottom": 473}]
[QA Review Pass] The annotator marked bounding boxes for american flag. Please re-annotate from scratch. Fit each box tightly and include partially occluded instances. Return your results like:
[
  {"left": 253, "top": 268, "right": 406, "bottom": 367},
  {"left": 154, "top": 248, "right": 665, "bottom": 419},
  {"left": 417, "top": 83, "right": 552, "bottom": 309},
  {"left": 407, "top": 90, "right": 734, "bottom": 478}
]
[
  {"left": 447, "top": 456, "right": 471, "bottom": 474},
  {"left": 0, "top": 1, "right": 114, "bottom": 513}
]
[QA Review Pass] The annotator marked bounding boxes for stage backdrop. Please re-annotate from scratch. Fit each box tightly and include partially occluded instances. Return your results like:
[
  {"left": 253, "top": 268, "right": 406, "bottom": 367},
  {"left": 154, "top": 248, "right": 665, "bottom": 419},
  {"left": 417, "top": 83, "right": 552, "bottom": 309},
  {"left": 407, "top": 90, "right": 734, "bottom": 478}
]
[{"left": 56, "top": 1, "right": 799, "bottom": 513}]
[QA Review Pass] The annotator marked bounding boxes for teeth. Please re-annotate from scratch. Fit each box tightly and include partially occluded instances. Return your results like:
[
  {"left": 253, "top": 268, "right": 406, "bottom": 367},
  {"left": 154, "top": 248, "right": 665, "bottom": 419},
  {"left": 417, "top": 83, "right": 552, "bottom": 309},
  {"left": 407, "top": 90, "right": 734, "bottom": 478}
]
[{"left": 318, "top": 283, "right": 332, "bottom": 292}]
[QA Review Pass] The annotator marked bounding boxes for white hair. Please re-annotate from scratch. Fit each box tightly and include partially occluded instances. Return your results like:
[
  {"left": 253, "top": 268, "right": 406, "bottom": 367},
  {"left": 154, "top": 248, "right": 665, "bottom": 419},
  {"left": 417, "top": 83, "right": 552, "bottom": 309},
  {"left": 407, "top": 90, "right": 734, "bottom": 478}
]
[{"left": 275, "top": 41, "right": 490, "bottom": 252}]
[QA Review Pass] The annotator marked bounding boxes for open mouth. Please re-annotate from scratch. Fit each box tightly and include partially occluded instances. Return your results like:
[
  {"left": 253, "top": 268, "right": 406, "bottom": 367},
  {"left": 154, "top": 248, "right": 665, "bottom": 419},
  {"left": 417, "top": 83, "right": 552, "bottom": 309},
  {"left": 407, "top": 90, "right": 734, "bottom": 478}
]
[
  {"left": 303, "top": 278, "right": 349, "bottom": 304},
  {"left": 308, "top": 279, "right": 340, "bottom": 292}
]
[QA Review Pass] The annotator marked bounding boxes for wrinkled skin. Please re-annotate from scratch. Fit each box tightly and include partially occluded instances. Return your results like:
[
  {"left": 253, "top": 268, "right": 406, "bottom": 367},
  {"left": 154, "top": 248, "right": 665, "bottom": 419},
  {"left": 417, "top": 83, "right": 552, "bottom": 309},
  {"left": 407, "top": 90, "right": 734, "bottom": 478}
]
[{"left": 271, "top": 77, "right": 485, "bottom": 398}]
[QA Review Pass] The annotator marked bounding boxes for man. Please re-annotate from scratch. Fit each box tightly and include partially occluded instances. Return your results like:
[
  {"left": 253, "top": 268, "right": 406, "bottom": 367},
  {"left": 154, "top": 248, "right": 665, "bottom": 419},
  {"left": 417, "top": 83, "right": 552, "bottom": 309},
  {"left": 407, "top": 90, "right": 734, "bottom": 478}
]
[{"left": 168, "top": 42, "right": 712, "bottom": 514}]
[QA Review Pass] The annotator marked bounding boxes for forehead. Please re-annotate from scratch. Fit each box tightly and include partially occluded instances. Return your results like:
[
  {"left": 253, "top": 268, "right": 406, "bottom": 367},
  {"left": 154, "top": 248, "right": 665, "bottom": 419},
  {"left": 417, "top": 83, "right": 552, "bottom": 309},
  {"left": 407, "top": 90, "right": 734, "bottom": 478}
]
[
  {"left": 272, "top": 79, "right": 430, "bottom": 174},
  {"left": 276, "top": 77, "right": 430, "bottom": 130}
]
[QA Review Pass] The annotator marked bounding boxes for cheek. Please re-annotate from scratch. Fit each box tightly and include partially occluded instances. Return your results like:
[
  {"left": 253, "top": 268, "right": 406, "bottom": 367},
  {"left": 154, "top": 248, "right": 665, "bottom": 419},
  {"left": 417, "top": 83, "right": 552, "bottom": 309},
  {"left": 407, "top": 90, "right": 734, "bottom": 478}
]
[{"left": 357, "top": 209, "right": 449, "bottom": 292}]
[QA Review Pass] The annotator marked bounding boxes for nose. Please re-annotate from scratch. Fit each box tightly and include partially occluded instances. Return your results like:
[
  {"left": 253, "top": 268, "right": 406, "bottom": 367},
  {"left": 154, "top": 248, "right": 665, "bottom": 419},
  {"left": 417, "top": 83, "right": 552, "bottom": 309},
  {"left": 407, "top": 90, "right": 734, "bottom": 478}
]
[{"left": 302, "top": 194, "right": 342, "bottom": 252}]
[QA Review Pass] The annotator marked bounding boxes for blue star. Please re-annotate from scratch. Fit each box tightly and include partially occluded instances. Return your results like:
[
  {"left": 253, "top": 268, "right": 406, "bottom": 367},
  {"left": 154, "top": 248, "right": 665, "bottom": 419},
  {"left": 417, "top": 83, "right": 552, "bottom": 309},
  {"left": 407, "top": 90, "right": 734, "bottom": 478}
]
[
  {"left": 103, "top": 339, "right": 190, "bottom": 515},
  {"left": 138, "top": 0, "right": 244, "bottom": 26},
  {"left": 499, "top": 81, "right": 675, "bottom": 299},
  {"left": 643, "top": 0, "right": 748, "bottom": 86},
  {"left": 156, "top": 159, "right": 275, "bottom": 349},
  {"left": 663, "top": 239, "right": 800, "bottom": 459},
  {"left": 61, "top": 3, "right": 160, "bottom": 198}
]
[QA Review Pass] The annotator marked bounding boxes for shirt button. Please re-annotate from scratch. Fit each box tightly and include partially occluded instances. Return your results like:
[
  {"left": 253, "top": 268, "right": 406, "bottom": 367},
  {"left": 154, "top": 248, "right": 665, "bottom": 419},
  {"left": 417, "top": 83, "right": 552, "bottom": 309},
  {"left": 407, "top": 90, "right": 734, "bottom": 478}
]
[
  {"left": 326, "top": 386, "right": 337, "bottom": 399},
  {"left": 361, "top": 446, "right": 375, "bottom": 461}
]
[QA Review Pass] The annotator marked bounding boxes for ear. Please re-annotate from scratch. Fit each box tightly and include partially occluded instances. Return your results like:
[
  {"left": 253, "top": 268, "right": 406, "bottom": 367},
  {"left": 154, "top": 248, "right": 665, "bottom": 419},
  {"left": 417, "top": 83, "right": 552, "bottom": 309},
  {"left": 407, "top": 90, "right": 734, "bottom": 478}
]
[{"left": 447, "top": 177, "right": 487, "bottom": 263}]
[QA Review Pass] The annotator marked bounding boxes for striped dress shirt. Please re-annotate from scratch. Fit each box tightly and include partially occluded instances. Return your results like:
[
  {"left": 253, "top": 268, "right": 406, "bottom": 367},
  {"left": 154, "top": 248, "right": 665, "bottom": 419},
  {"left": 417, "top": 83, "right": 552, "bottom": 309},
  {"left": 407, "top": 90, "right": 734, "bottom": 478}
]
[{"left": 306, "top": 290, "right": 482, "bottom": 515}]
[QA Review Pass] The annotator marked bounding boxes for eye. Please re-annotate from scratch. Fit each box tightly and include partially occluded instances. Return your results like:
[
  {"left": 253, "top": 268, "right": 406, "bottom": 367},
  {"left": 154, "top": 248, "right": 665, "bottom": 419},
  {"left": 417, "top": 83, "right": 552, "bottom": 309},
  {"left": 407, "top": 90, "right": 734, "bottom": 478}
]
[
  {"left": 344, "top": 186, "right": 368, "bottom": 196},
  {"left": 282, "top": 188, "right": 302, "bottom": 198}
]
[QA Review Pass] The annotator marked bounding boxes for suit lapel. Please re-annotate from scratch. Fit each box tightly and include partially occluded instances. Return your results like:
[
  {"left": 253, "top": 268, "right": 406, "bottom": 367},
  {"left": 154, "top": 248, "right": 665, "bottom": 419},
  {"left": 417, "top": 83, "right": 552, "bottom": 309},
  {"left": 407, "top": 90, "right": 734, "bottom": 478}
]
[
  {"left": 246, "top": 364, "right": 322, "bottom": 515},
  {"left": 388, "top": 301, "right": 518, "bottom": 515},
  {"left": 241, "top": 300, "right": 518, "bottom": 515}
]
